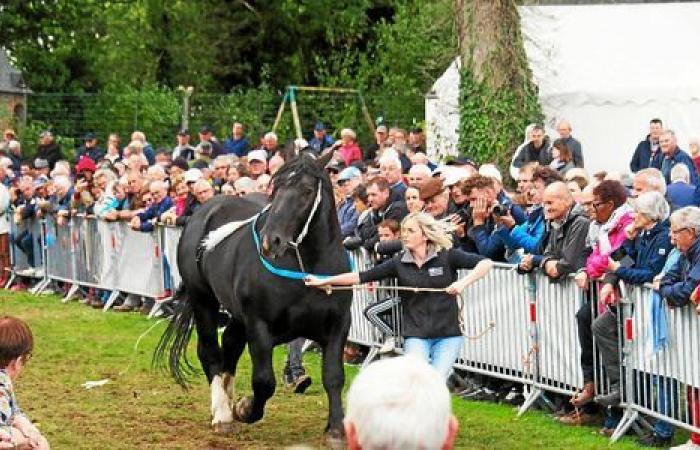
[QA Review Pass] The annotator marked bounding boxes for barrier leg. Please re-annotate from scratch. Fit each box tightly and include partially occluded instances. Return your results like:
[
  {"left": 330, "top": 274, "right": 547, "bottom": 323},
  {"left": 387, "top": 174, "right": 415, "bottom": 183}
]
[
  {"left": 29, "top": 278, "right": 50, "bottom": 295},
  {"left": 361, "top": 347, "right": 379, "bottom": 370},
  {"left": 4, "top": 273, "right": 15, "bottom": 289},
  {"left": 518, "top": 387, "right": 543, "bottom": 416},
  {"left": 61, "top": 284, "right": 80, "bottom": 303},
  {"left": 102, "top": 290, "right": 121, "bottom": 312}
]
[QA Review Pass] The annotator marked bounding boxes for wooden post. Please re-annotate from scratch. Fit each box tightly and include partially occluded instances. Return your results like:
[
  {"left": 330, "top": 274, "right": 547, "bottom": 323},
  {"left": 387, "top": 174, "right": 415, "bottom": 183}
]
[
  {"left": 272, "top": 90, "right": 288, "bottom": 134},
  {"left": 289, "top": 86, "right": 303, "bottom": 139}
]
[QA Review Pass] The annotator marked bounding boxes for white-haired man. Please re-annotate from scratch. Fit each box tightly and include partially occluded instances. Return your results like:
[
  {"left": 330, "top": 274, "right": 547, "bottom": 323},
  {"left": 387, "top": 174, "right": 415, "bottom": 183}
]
[
  {"left": 379, "top": 154, "right": 406, "bottom": 203},
  {"left": 345, "top": 355, "right": 458, "bottom": 450},
  {"left": 130, "top": 180, "right": 173, "bottom": 233},
  {"left": 667, "top": 164, "right": 696, "bottom": 210},
  {"left": 407, "top": 164, "right": 432, "bottom": 187},
  {"left": 632, "top": 168, "right": 667, "bottom": 198},
  {"left": 659, "top": 130, "right": 698, "bottom": 186}
]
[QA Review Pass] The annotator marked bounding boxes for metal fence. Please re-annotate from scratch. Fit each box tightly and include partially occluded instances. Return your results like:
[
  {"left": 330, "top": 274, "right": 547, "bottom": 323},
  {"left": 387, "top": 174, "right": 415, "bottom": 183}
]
[{"left": 8, "top": 216, "right": 699, "bottom": 443}]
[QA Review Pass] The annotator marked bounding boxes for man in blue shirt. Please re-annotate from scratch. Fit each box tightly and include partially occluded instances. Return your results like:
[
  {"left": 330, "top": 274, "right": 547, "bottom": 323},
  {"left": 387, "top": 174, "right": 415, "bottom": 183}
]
[
  {"left": 223, "top": 122, "right": 250, "bottom": 157},
  {"left": 308, "top": 122, "right": 334, "bottom": 155},
  {"left": 658, "top": 129, "right": 698, "bottom": 186}
]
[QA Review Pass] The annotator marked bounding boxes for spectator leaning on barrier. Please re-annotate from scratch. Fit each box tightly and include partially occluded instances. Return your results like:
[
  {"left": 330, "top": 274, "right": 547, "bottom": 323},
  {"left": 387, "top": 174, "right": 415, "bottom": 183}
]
[
  {"left": 655, "top": 206, "right": 700, "bottom": 450},
  {"left": 0, "top": 180, "right": 9, "bottom": 287},
  {"left": 667, "top": 163, "right": 696, "bottom": 210},
  {"left": 570, "top": 181, "right": 632, "bottom": 418},
  {"left": 658, "top": 129, "right": 698, "bottom": 186},
  {"left": 592, "top": 192, "right": 672, "bottom": 412},
  {"left": 48, "top": 176, "right": 73, "bottom": 226},
  {"left": 465, "top": 174, "right": 508, "bottom": 262},
  {"left": 495, "top": 166, "right": 562, "bottom": 262},
  {"left": 307, "top": 212, "right": 494, "bottom": 380},
  {"left": 130, "top": 180, "right": 172, "bottom": 233},
  {"left": 630, "top": 118, "right": 664, "bottom": 173},
  {"left": 343, "top": 355, "right": 458, "bottom": 450}
]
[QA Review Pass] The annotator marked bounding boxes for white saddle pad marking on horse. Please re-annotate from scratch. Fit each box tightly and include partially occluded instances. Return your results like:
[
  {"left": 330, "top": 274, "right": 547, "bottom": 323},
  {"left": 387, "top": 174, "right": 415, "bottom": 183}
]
[{"left": 201, "top": 215, "right": 257, "bottom": 251}]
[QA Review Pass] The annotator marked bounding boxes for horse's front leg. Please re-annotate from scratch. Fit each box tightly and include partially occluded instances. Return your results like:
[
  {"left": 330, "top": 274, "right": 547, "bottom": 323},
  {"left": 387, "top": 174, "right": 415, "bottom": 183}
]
[
  {"left": 233, "top": 322, "right": 275, "bottom": 423},
  {"left": 321, "top": 319, "right": 350, "bottom": 445}
]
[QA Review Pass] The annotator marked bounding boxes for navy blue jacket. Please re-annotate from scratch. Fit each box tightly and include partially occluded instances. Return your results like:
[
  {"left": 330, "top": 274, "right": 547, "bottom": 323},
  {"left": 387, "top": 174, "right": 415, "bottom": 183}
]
[
  {"left": 613, "top": 220, "right": 672, "bottom": 285},
  {"left": 659, "top": 148, "right": 698, "bottom": 186},
  {"left": 630, "top": 135, "right": 662, "bottom": 173},
  {"left": 223, "top": 137, "right": 251, "bottom": 157},
  {"left": 467, "top": 217, "right": 506, "bottom": 262},
  {"left": 666, "top": 181, "right": 696, "bottom": 210},
  {"left": 137, "top": 196, "right": 173, "bottom": 232},
  {"left": 660, "top": 237, "right": 700, "bottom": 307}
]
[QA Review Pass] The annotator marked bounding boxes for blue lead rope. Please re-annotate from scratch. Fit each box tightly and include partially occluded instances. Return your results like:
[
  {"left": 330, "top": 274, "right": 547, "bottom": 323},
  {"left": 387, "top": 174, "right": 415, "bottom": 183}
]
[{"left": 250, "top": 212, "right": 355, "bottom": 280}]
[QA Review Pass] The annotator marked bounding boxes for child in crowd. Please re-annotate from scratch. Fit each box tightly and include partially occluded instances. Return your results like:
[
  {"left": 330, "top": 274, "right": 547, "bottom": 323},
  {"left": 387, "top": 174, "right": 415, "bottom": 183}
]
[{"left": 0, "top": 316, "right": 50, "bottom": 449}]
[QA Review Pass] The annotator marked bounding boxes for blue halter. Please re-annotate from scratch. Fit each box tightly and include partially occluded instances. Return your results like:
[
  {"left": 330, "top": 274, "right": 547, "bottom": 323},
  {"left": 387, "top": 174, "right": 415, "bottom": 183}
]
[{"left": 250, "top": 208, "right": 355, "bottom": 281}]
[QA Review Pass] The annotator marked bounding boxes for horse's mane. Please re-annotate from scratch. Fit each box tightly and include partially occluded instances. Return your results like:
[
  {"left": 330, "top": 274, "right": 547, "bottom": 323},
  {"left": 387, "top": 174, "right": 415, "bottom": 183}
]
[{"left": 271, "top": 153, "right": 332, "bottom": 195}]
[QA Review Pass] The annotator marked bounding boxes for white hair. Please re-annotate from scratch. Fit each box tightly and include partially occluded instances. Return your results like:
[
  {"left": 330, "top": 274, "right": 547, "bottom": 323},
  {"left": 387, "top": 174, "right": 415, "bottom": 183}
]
[
  {"left": 670, "top": 163, "right": 690, "bottom": 184},
  {"left": 340, "top": 128, "right": 357, "bottom": 141},
  {"left": 478, "top": 164, "right": 502, "bottom": 184},
  {"left": 635, "top": 168, "right": 667, "bottom": 195},
  {"left": 670, "top": 206, "right": 700, "bottom": 235},
  {"left": 213, "top": 155, "right": 234, "bottom": 167},
  {"left": 345, "top": 355, "right": 452, "bottom": 450},
  {"left": 632, "top": 191, "right": 669, "bottom": 222},
  {"left": 378, "top": 154, "right": 401, "bottom": 170},
  {"left": 53, "top": 176, "right": 72, "bottom": 191},
  {"left": 149, "top": 180, "right": 167, "bottom": 193},
  {"left": 234, "top": 176, "right": 256, "bottom": 194},
  {"left": 255, "top": 173, "right": 271, "bottom": 192},
  {"left": 264, "top": 132, "right": 277, "bottom": 142},
  {"left": 408, "top": 164, "right": 431, "bottom": 178}
]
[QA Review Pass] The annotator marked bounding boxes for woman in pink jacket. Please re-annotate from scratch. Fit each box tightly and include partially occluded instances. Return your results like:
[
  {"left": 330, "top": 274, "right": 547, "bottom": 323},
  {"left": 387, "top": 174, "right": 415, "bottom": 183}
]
[
  {"left": 332, "top": 128, "right": 362, "bottom": 166},
  {"left": 568, "top": 180, "right": 632, "bottom": 413}
]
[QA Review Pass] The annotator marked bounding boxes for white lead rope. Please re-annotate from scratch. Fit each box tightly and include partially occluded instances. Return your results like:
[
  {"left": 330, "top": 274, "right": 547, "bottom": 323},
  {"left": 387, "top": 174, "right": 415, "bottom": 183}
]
[
  {"left": 319, "top": 284, "right": 495, "bottom": 340},
  {"left": 288, "top": 181, "right": 323, "bottom": 272}
]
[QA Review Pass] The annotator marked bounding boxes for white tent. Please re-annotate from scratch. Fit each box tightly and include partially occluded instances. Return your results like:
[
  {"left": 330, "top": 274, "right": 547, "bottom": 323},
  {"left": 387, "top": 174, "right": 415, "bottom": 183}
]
[{"left": 426, "top": 2, "right": 700, "bottom": 173}]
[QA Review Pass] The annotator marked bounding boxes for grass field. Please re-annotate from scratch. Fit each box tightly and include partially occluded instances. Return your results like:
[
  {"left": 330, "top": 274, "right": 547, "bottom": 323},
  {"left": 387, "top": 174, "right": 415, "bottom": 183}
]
[{"left": 0, "top": 291, "right": 684, "bottom": 449}]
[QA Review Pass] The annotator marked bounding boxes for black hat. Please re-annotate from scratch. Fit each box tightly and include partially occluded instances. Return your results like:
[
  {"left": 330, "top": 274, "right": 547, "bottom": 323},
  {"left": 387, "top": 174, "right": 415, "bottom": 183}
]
[
  {"left": 84, "top": 132, "right": 96, "bottom": 141},
  {"left": 199, "top": 125, "right": 212, "bottom": 134},
  {"left": 177, "top": 128, "right": 189, "bottom": 136},
  {"left": 171, "top": 157, "right": 189, "bottom": 171}
]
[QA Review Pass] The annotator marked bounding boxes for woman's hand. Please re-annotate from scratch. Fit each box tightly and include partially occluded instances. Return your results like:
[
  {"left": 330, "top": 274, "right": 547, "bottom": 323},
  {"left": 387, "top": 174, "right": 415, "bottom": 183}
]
[
  {"left": 445, "top": 281, "right": 466, "bottom": 295},
  {"left": 599, "top": 283, "right": 616, "bottom": 305},
  {"left": 574, "top": 271, "right": 589, "bottom": 290},
  {"left": 607, "top": 257, "right": 620, "bottom": 272},
  {"left": 652, "top": 274, "right": 662, "bottom": 291},
  {"left": 624, "top": 223, "right": 638, "bottom": 241},
  {"left": 304, "top": 275, "right": 328, "bottom": 288}
]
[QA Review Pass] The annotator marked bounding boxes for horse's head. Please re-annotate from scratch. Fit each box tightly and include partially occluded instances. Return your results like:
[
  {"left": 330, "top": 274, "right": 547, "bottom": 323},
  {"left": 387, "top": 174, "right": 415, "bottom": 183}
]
[{"left": 260, "top": 148, "right": 334, "bottom": 259}]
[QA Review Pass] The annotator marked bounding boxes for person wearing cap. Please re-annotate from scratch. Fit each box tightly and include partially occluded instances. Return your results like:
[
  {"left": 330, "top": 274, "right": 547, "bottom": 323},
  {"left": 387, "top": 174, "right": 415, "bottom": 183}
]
[
  {"left": 337, "top": 167, "right": 362, "bottom": 238},
  {"left": 198, "top": 125, "right": 225, "bottom": 159},
  {"left": 246, "top": 149, "right": 268, "bottom": 180},
  {"left": 173, "top": 129, "right": 196, "bottom": 161},
  {"left": 191, "top": 141, "right": 213, "bottom": 170},
  {"left": 32, "top": 159, "right": 50, "bottom": 178},
  {"left": 308, "top": 122, "right": 335, "bottom": 155},
  {"left": 419, "top": 177, "right": 456, "bottom": 221},
  {"left": 34, "top": 131, "right": 62, "bottom": 170},
  {"left": 75, "top": 133, "right": 104, "bottom": 164},
  {"left": 365, "top": 124, "right": 389, "bottom": 162},
  {"left": 223, "top": 122, "right": 250, "bottom": 157}
]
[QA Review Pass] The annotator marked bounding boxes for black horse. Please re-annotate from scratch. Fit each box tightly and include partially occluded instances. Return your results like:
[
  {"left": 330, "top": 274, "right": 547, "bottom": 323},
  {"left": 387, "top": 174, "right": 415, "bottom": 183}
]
[{"left": 155, "top": 149, "right": 352, "bottom": 443}]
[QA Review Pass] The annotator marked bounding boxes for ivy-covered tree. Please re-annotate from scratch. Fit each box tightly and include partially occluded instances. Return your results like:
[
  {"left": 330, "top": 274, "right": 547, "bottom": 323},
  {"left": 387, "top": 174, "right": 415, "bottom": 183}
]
[{"left": 457, "top": 0, "right": 542, "bottom": 176}]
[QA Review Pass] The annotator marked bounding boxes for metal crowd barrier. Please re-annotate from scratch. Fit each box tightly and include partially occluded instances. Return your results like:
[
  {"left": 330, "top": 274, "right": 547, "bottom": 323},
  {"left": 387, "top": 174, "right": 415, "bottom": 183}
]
[{"left": 9, "top": 217, "right": 700, "bottom": 442}]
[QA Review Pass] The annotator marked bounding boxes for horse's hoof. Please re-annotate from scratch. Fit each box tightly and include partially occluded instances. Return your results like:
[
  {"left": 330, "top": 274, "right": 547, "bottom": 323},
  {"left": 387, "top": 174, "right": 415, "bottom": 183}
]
[
  {"left": 212, "top": 421, "right": 235, "bottom": 435},
  {"left": 325, "top": 429, "right": 346, "bottom": 449},
  {"left": 233, "top": 396, "right": 254, "bottom": 423}
]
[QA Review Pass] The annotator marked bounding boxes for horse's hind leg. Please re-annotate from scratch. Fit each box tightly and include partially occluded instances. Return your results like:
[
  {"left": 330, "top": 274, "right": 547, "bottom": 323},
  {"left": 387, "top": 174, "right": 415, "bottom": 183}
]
[
  {"left": 192, "top": 300, "right": 234, "bottom": 433},
  {"left": 233, "top": 321, "right": 275, "bottom": 424},
  {"left": 221, "top": 319, "right": 247, "bottom": 410}
]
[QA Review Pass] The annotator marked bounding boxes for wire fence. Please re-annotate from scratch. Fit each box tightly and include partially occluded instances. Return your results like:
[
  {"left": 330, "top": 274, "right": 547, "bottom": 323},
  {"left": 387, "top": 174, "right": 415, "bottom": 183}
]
[{"left": 21, "top": 90, "right": 424, "bottom": 159}]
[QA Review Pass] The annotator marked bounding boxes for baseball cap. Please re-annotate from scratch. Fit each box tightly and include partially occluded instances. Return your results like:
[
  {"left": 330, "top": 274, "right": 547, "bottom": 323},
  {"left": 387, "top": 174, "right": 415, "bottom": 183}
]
[
  {"left": 184, "top": 168, "right": 203, "bottom": 183},
  {"left": 314, "top": 122, "right": 326, "bottom": 131},
  {"left": 33, "top": 158, "right": 49, "bottom": 170},
  {"left": 247, "top": 149, "right": 268, "bottom": 163},
  {"left": 84, "top": 132, "right": 96, "bottom": 141},
  {"left": 199, "top": 125, "right": 212, "bottom": 134},
  {"left": 338, "top": 167, "right": 361, "bottom": 182},
  {"left": 177, "top": 128, "right": 189, "bottom": 136},
  {"left": 39, "top": 130, "right": 53, "bottom": 138}
]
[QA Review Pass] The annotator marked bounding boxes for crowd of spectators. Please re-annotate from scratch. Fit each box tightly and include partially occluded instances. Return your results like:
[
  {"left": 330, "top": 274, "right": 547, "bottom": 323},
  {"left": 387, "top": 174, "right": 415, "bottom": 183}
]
[{"left": 1, "top": 116, "right": 699, "bottom": 449}]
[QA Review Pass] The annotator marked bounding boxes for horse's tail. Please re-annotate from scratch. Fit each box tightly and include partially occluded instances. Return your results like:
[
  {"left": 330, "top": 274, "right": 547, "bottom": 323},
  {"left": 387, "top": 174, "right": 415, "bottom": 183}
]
[{"left": 153, "top": 284, "right": 198, "bottom": 388}]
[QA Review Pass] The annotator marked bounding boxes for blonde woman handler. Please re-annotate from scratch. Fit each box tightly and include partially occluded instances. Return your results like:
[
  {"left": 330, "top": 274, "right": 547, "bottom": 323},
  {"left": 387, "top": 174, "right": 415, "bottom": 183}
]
[{"left": 306, "top": 212, "right": 493, "bottom": 379}]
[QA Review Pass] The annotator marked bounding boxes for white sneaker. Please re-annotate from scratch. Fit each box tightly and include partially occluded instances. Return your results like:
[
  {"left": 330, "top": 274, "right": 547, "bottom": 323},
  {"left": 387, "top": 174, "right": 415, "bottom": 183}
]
[
  {"left": 16, "top": 268, "right": 35, "bottom": 277},
  {"left": 671, "top": 440, "right": 700, "bottom": 450},
  {"left": 33, "top": 269, "right": 45, "bottom": 278},
  {"left": 379, "top": 337, "right": 396, "bottom": 354}
]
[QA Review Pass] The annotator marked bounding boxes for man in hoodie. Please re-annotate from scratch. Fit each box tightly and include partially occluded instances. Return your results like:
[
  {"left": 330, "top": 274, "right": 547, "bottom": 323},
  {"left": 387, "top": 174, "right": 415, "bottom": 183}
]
[{"left": 630, "top": 118, "right": 664, "bottom": 173}]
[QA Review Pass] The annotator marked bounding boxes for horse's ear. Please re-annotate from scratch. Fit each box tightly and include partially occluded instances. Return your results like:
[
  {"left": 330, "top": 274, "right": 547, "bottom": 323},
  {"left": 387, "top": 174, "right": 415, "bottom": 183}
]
[
  {"left": 280, "top": 141, "right": 297, "bottom": 163},
  {"left": 316, "top": 149, "right": 334, "bottom": 169}
]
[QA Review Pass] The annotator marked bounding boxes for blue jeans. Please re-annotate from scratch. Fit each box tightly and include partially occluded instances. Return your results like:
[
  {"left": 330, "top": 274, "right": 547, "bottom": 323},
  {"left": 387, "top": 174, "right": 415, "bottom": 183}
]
[{"left": 404, "top": 336, "right": 463, "bottom": 380}]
